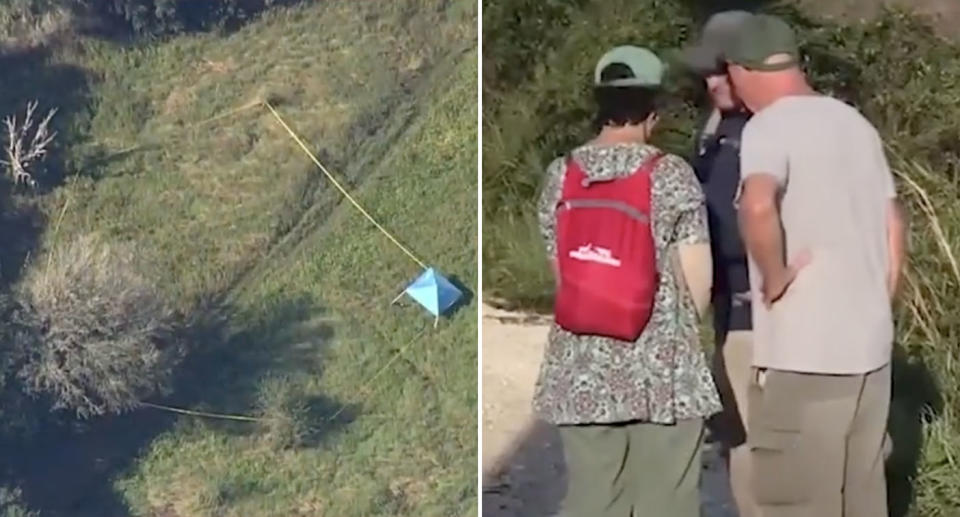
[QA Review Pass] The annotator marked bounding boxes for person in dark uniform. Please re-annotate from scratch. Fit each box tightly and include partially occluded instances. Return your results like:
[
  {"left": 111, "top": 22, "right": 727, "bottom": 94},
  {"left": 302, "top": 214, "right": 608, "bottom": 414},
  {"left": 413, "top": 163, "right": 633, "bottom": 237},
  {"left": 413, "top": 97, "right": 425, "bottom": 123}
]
[{"left": 681, "top": 10, "right": 757, "bottom": 517}]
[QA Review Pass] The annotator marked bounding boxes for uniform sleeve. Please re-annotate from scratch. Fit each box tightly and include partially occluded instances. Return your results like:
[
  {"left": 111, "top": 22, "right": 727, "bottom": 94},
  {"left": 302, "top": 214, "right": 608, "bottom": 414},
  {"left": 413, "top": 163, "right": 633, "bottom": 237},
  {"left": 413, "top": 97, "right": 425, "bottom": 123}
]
[
  {"left": 537, "top": 157, "right": 566, "bottom": 258},
  {"left": 739, "top": 114, "right": 788, "bottom": 187},
  {"left": 660, "top": 154, "right": 709, "bottom": 245}
]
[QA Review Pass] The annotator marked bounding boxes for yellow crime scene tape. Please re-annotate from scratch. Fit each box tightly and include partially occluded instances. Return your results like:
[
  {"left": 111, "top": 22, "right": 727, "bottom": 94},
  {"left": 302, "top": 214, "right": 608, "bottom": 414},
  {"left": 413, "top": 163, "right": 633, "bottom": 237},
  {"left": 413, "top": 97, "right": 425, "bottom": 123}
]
[{"left": 62, "top": 99, "right": 441, "bottom": 425}]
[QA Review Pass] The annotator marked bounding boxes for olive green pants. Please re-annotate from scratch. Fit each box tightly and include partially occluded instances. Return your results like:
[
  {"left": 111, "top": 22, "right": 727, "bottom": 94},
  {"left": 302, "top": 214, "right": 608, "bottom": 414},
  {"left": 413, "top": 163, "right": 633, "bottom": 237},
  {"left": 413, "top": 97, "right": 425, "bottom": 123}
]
[{"left": 557, "top": 419, "right": 704, "bottom": 517}]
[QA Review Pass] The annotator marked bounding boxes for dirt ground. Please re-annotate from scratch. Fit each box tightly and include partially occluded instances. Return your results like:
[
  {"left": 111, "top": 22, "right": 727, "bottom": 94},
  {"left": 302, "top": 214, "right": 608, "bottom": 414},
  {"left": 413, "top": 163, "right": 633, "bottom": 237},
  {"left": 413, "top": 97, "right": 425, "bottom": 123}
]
[{"left": 481, "top": 304, "right": 738, "bottom": 517}]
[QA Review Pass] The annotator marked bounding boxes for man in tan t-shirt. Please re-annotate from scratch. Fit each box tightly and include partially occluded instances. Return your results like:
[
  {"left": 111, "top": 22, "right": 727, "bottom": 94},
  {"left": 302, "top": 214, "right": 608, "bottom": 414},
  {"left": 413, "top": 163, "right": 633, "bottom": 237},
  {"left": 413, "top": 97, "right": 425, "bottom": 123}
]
[{"left": 721, "top": 14, "right": 907, "bottom": 517}]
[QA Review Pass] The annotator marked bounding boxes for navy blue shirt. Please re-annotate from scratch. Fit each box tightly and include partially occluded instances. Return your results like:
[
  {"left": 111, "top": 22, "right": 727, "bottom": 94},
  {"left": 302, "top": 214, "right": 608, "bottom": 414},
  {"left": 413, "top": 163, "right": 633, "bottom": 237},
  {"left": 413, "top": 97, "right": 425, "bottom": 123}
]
[{"left": 692, "top": 111, "right": 752, "bottom": 340}]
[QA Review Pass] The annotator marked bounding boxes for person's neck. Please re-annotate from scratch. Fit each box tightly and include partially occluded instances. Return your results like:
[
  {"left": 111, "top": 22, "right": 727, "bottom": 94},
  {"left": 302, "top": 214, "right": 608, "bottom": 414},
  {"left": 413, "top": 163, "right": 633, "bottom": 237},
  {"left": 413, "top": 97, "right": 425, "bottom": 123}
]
[
  {"left": 755, "top": 80, "right": 817, "bottom": 111},
  {"left": 593, "top": 125, "right": 647, "bottom": 145},
  {"left": 781, "top": 81, "right": 817, "bottom": 98}
]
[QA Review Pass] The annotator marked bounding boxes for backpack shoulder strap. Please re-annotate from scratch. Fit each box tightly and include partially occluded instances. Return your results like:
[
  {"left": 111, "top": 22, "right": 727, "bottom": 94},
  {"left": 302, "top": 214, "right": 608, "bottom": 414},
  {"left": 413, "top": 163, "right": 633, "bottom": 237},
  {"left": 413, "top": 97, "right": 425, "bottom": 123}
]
[{"left": 558, "top": 153, "right": 593, "bottom": 206}]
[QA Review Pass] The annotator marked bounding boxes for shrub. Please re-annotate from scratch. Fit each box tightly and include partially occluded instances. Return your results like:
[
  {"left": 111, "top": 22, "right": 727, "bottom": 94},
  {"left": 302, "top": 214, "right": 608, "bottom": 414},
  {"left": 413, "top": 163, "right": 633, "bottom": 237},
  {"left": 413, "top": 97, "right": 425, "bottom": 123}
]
[
  {"left": 254, "top": 373, "right": 310, "bottom": 450},
  {"left": 74, "top": 0, "right": 302, "bottom": 37},
  {"left": 482, "top": 0, "right": 698, "bottom": 309},
  {"left": 0, "top": 0, "right": 302, "bottom": 48},
  {"left": 0, "top": 486, "right": 38, "bottom": 517},
  {"left": 16, "top": 233, "right": 182, "bottom": 418},
  {"left": 0, "top": 0, "right": 74, "bottom": 50}
]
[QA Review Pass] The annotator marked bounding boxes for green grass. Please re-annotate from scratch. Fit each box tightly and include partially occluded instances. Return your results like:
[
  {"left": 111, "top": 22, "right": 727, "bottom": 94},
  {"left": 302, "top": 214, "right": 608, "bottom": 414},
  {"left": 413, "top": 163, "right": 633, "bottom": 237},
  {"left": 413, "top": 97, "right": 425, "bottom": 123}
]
[
  {"left": 117, "top": 51, "right": 477, "bottom": 516},
  {"left": 0, "top": 1, "right": 477, "bottom": 515},
  {"left": 42, "top": 0, "right": 474, "bottom": 310}
]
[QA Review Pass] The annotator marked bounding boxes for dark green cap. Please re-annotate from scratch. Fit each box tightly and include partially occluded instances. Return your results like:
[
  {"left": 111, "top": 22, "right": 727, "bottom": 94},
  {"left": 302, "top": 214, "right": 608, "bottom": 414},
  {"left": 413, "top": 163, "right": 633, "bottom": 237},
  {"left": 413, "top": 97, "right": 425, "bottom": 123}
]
[
  {"left": 680, "top": 10, "right": 752, "bottom": 75},
  {"left": 594, "top": 46, "right": 664, "bottom": 87},
  {"left": 724, "top": 14, "right": 799, "bottom": 71}
]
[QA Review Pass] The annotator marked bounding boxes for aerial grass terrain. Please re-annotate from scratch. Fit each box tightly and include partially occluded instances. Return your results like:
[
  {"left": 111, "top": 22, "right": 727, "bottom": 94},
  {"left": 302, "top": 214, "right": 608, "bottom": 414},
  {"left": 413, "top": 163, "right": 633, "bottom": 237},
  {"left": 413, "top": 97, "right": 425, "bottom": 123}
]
[
  {"left": 484, "top": 1, "right": 960, "bottom": 516},
  {"left": 0, "top": 1, "right": 477, "bottom": 516}
]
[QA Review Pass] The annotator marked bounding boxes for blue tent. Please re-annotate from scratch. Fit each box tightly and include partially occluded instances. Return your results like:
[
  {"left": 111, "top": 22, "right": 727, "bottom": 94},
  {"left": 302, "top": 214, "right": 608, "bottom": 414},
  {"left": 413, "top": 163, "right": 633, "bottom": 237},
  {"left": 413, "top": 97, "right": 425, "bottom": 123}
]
[{"left": 392, "top": 267, "right": 463, "bottom": 326}]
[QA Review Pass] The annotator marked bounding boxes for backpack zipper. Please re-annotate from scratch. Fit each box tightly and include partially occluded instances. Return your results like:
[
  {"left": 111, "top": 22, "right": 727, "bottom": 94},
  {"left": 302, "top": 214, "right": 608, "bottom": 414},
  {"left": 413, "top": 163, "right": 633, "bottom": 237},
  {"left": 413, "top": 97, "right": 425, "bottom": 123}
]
[{"left": 560, "top": 199, "right": 649, "bottom": 223}]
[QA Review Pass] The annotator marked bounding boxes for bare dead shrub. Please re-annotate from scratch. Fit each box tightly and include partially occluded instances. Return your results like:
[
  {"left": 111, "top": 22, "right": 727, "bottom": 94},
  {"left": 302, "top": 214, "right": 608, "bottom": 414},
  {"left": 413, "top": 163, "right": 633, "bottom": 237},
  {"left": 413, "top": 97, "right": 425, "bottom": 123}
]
[{"left": 0, "top": 100, "right": 58, "bottom": 188}]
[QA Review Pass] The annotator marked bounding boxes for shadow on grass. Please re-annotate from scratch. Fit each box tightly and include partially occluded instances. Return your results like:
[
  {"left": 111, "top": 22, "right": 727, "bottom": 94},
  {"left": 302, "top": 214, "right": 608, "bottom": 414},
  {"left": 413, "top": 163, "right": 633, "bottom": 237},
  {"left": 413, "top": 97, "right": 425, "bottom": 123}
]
[
  {"left": 74, "top": 0, "right": 307, "bottom": 44},
  {"left": 0, "top": 293, "right": 349, "bottom": 517},
  {"left": 446, "top": 274, "right": 475, "bottom": 317},
  {"left": 0, "top": 192, "right": 45, "bottom": 288},
  {"left": 887, "top": 343, "right": 943, "bottom": 517},
  {"left": 0, "top": 45, "right": 92, "bottom": 290},
  {"left": 69, "top": 143, "right": 164, "bottom": 180},
  {"left": 0, "top": 45, "right": 93, "bottom": 192}
]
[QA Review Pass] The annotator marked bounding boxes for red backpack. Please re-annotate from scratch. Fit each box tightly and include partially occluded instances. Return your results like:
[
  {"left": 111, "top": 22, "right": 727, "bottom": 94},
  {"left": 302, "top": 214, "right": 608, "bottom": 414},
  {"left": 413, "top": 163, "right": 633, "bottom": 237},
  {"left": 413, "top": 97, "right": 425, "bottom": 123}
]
[{"left": 553, "top": 152, "right": 663, "bottom": 341}]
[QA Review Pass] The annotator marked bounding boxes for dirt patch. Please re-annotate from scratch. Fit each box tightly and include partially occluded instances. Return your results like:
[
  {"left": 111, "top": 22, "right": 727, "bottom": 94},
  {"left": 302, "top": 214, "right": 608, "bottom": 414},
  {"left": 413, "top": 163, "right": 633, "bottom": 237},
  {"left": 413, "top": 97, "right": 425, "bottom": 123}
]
[{"left": 481, "top": 304, "right": 739, "bottom": 517}]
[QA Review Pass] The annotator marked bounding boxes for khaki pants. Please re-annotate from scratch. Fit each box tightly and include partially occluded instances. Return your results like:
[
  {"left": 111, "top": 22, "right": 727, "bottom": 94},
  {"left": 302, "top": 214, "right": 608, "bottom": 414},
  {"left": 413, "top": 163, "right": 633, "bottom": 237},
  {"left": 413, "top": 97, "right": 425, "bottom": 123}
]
[
  {"left": 748, "top": 363, "right": 891, "bottom": 517},
  {"left": 557, "top": 419, "right": 703, "bottom": 517},
  {"left": 710, "top": 331, "right": 758, "bottom": 517}
]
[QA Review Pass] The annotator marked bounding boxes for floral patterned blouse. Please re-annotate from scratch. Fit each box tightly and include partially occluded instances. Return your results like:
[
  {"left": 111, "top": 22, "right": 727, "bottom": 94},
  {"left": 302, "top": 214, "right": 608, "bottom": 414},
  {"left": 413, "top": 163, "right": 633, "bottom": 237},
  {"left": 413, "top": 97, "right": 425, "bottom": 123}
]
[{"left": 533, "top": 142, "right": 722, "bottom": 425}]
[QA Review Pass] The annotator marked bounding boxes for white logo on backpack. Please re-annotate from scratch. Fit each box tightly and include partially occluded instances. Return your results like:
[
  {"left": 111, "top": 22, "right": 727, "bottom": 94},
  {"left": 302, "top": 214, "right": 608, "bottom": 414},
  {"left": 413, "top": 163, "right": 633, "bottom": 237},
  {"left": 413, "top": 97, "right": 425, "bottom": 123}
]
[{"left": 569, "top": 244, "right": 621, "bottom": 267}]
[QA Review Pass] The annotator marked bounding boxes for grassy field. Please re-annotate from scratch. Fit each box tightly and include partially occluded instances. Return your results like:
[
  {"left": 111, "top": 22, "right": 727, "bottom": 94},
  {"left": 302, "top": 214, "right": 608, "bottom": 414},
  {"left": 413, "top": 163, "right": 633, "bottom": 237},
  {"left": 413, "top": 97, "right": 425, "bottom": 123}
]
[
  {"left": 117, "top": 52, "right": 478, "bottom": 517},
  {"left": 483, "top": 1, "right": 960, "bottom": 516},
  {"left": 0, "top": 1, "right": 477, "bottom": 516}
]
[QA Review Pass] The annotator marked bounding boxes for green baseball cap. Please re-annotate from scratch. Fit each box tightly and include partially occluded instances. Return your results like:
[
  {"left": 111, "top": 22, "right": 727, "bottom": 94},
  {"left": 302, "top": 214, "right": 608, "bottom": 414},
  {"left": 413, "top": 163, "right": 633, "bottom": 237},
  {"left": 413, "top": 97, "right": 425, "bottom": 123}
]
[
  {"left": 723, "top": 14, "right": 799, "bottom": 71},
  {"left": 680, "top": 10, "right": 752, "bottom": 75},
  {"left": 594, "top": 46, "right": 664, "bottom": 87}
]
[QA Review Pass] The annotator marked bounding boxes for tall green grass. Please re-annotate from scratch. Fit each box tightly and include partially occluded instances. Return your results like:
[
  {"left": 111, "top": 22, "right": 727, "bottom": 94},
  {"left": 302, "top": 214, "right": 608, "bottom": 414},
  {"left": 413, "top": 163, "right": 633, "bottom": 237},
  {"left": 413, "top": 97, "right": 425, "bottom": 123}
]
[
  {"left": 482, "top": 0, "right": 699, "bottom": 309},
  {"left": 44, "top": 0, "right": 473, "bottom": 311},
  {"left": 117, "top": 50, "right": 478, "bottom": 517},
  {"left": 484, "top": 2, "right": 960, "bottom": 515}
]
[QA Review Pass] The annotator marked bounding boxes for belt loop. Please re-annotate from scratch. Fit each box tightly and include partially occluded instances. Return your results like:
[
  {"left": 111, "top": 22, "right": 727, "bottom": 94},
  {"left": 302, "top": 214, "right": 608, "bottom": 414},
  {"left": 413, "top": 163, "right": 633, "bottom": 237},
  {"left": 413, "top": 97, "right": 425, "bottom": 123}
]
[{"left": 756, "top": 367, "right": 768, "bottom": 388}]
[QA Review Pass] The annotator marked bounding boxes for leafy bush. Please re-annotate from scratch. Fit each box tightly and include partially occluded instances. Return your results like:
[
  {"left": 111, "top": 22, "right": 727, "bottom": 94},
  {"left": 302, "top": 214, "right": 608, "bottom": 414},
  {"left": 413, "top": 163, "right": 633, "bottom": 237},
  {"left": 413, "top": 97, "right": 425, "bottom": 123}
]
[
  {"left": 0, "top": 0, "right": 74, "bottom": 49},
  {"left": 16, "top": 233, "right": 182, "bottom": 417},
  {"left": 0, "top": 486, "right": 38, "bottom": 517},
  {"left": 0, "top": 0, "right": 303, "bottom": 47},
  {"left": 483, "top": 0, "right": 699, "bottom": 309},
  {"left": 80, "top": 0, "right": 302, "bottom": 37}
]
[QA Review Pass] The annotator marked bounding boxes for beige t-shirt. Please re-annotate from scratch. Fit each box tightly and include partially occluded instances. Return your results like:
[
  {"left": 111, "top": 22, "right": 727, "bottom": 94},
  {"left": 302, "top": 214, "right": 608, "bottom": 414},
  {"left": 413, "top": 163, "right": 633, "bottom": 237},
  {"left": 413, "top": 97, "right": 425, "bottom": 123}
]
[{"left": 739, "top": 95, "right": 896, "bottom": 374}]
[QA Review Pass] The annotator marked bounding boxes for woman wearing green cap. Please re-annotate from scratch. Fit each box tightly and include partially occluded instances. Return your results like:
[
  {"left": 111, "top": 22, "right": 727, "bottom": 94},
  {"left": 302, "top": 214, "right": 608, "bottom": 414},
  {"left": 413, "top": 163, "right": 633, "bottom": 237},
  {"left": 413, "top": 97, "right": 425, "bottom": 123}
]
[{"left": 532, "top": 45, "right": 720, "bottom": 517}]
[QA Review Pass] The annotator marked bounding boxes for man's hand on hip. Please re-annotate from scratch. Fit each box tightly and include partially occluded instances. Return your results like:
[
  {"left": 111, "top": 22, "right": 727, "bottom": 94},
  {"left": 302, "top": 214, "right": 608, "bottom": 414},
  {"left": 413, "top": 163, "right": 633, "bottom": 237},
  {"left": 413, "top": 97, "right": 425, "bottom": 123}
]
[{"left": 762, "top": 250, "right": 812, "bottom": 307}]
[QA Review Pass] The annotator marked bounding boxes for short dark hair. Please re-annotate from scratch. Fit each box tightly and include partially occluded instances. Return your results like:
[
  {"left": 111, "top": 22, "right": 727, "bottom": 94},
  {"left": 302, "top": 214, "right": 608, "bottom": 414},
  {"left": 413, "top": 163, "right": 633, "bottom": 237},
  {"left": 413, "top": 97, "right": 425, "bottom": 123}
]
[{"left": 593, "top": 63, "right": 660, "bottom": 130}]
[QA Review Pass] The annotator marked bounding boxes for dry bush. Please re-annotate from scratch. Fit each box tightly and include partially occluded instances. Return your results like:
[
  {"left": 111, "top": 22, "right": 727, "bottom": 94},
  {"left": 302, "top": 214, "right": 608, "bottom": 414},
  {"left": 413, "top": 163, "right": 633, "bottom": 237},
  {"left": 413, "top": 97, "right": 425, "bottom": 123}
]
[
  {"left": 254, "top": 374, "right": 310, "bottom": 450},
  {"left": 17, "top": 233, "right": 183, "bottom": 418},
  {"left": 0, "top": 1, "right": 75, "bottom": 51}
]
